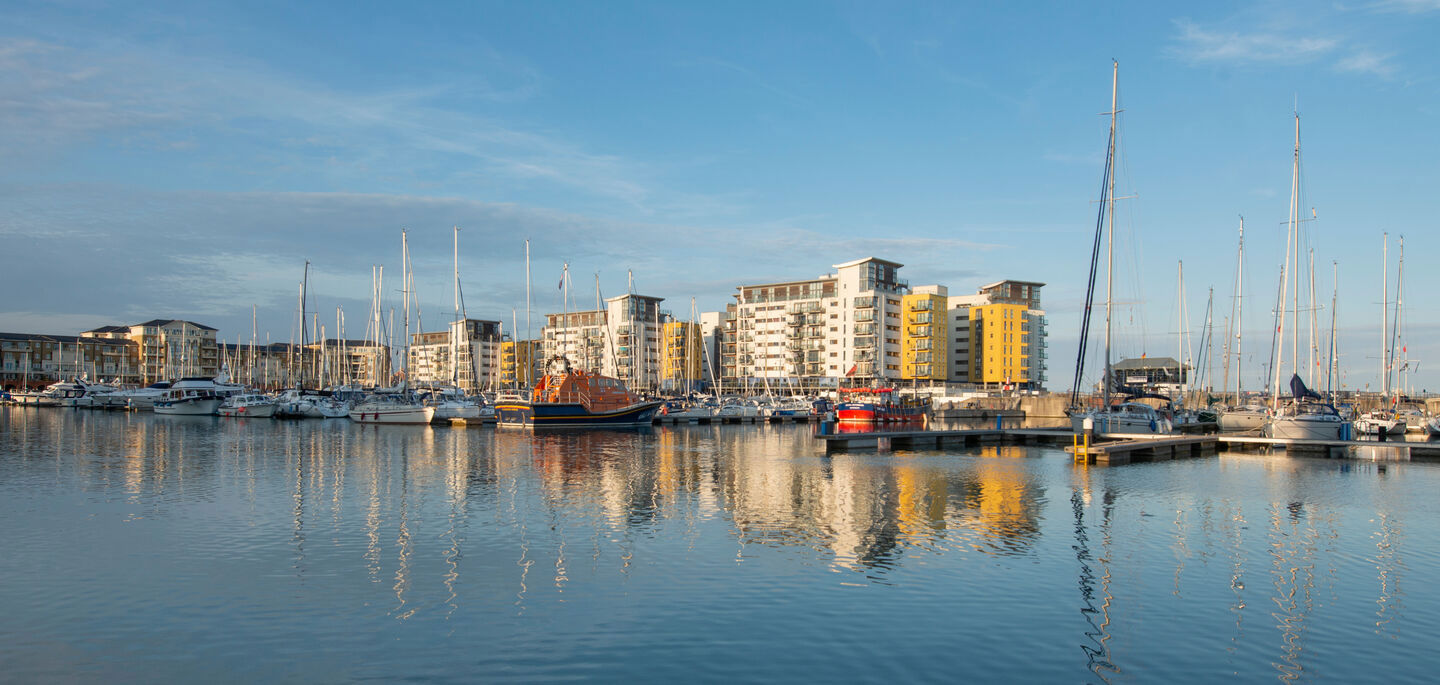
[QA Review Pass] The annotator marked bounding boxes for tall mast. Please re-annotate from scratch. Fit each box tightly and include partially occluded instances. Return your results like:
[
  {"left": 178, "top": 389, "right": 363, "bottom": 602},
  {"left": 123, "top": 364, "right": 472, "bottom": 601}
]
[
  {"left": 1177, "top": 260, "right": 1186, "bottom": 399},
  {"left": 1328, "top": 261, "right": 1338, "bottom": 395},
  {"left": 301, "top": 260, "right": 310, "bottom": 387},
  {"left": 1273, "top": 116, "right": 1299, "bottom": 408},
  {"left": 1308, "top": 248, "right": 1317, "bottom": 387},
  {"left": 525, "top": 239, "right": 532, "bottom": 384},
  {"left": 453, "top": 226, "right": 461, "bottom": 388},
  {"left": 595, "top": 272, "right": 602, "bottom": 372},
  {"left": 1232, "top": 216, "right": 1245, "bottom": 399},
  {"left": 1393, "top": 236, "right": 1406, "bottom": 395},
  {"left": 561, "top": 261, "right": 570, "bottom": 362},
  {"left": 402, "top": 229, "right": 410, "bottom": 386},
  {"left": 1289, "top": 114, "right": 1300, "bottom": 383},
  {"left": 1103, "top": 59, "right": 1118, "bottom": 408},
  {"left": 1382, "top": 233, "right": 1388, "bottom": 397}
]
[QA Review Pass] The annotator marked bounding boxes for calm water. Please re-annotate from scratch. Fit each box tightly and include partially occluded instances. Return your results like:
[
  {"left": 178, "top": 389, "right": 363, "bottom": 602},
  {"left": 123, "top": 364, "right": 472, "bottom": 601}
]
[{"left": 1, "top": 408, "right": 1436, "bottom": 683}]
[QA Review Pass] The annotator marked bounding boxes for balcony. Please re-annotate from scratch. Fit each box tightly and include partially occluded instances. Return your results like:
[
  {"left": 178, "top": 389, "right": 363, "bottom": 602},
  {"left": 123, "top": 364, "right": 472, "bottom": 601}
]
[
  {"left": 909, "top": 299, "right": 933, "bottom": 312},
  {"left": 853, "top": 296, "right": 875, "bottom": 309},
  {"left": 853, "top": 338, "right": 875, "bottom": 350},
  {"left": 908, "top": 312, "right": 932, "bottom": 324},
  {"left": 854, "top": 323, "right": 876, "bottom": 336}
]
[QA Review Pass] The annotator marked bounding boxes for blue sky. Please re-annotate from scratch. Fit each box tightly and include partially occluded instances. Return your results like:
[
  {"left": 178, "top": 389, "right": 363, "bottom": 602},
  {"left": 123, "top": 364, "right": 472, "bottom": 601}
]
[{"left": 3, "top": 0, "right": 1438, "bottom": 393}]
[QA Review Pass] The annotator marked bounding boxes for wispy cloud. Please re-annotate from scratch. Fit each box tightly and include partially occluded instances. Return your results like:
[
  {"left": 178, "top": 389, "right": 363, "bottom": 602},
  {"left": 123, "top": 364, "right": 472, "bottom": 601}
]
[
  {"left": 0, "top": 184, "right": 690, "bottom": 338},
  {"left": 1335, "top": 50, "right": 1398, "bottom": 78},
  {"left": 0, "top": 37, "right": 655, "bottom": 209},
  {"left": 1367, "top": 0, "right": 1440, "bottom": 13},
  {"left": 1168, "top": 19, "right": 1339, "bottom": 65}
]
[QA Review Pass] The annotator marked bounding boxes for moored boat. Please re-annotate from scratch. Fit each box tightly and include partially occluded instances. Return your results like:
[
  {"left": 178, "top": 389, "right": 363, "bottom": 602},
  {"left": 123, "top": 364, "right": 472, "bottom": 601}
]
[
  {"left": 153, "top": 377, "right": 227, "bottom": 416},
  {"left": 835, "top": 387, "right": 929, "bottom": 424},
  {"left": 1265, "top": 401, "right": 1346, "bottom": 440},
  {"left": 1217, "top": 404, "right": 1270, "bottom": 433},
  {"left": 1354, "top": 411, "right": 1405, "bottom": 436},
  {"left": 217, "top": 393, "right": 277, "bottom": 418},
  {"left": 496, "top": 356, "right": 661, "bottom": 427},
  {"left": 348, "top": 394, "right": 435, "bottom": 424},
  {"left": 1070, "top": 400, "right": 1175, "bottom": 436}
]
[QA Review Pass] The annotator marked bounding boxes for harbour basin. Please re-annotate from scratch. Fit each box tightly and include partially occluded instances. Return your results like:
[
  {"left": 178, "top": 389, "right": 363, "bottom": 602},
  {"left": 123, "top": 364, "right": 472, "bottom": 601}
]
[{"left": 1, "top": 407, "right": 1435, "bottom": 682}]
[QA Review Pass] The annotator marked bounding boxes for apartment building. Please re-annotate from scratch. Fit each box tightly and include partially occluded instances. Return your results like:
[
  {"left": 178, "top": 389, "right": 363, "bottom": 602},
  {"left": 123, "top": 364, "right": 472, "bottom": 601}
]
[
  {"left": 407, "top": 319, "right": 503, "bottom": 392},
  {"left": 540, "top": 293, "right": 668, "bottom": 390},
  {"left": 947, "top": 280, "right": 1047, "bottom": 389},
  {"left": 78, "top": 319, "right": 220, "bottom": 383},
  {"left": 901, "top": 285, "right": 949, "bottom": 381},
  {"left": 660, "top": 320, "right": 704, "bottom": 392},
  {"left": 1, "top": 333, "right": 138, "bottom": 388},
  {"left": 720, "top": 257, "right": 908, "bottom": 390},
  {"left": 500, "top": 339, "right": 542, "bottom": 389}
]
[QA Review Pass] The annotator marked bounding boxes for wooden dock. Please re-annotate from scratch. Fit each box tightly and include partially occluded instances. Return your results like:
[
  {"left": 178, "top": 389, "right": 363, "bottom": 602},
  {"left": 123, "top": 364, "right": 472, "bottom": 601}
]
[
  {"left": 816, "top": 428, "right": 1074, "bottom": 454},
  {"left": 1218, "top": 435, "right": 1440, "bottom": 461},
  {"left": 1065, "top": 433, "right": 1218, "bottom": 465}
]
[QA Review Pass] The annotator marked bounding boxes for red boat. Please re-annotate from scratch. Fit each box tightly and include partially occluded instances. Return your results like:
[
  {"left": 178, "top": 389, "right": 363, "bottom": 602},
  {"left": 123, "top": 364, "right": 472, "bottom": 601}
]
[{"left": 835, "top": 387, "right": 930, "bottom": 424}]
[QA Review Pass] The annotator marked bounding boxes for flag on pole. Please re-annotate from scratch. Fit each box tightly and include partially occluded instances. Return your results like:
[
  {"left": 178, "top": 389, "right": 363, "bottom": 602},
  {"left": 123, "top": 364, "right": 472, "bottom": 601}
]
[{"left": 845, "top": 364, "right": 857, "bottom": 377}]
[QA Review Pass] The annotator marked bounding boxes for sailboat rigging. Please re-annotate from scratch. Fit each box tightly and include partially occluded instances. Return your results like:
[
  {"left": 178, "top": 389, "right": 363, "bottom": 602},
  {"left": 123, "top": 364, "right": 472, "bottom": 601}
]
[{"left": 1068, "top": 61, "right": 1173, "bottom": 436}]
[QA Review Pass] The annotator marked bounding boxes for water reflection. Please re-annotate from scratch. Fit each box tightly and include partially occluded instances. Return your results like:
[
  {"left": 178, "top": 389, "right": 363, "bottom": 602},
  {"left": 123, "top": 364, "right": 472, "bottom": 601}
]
[
  {"left": 1071, "top": 470, "right": 1118, "bottom": 682},
  {"left": 1, "top": 407, "right": 1437, "bottom": 682}
]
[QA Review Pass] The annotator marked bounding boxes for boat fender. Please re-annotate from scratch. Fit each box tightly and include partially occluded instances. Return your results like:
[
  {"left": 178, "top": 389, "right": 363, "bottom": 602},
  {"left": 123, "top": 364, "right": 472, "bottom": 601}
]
[{"left": 1150, "top": 419, "right": 1157, "bottom": 432}]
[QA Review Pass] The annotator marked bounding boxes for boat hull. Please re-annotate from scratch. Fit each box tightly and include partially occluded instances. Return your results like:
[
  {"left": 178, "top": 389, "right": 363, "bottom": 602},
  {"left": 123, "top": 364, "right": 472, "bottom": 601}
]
[
  {"left": 349, "top": 406, "right": 435, "bottom": 424},
  {"left": 218, "top": 403, "right": 276, "bottom": 418},
  {"left": 836, "top": 402, "right": 926, "bottom": 424},
  {"left": 1264, "top": 416, "right": 1346, "bottom": 441},
  {"left": 1354, "top": 417, "right": 1405, "bottom": 436},
  {"left": 1069, "top": 411, "right": 1173, "bottom": 436},
  {"left": 1217, "top": 409, "right": 1269, "bottom": 432},
  {"left": 154, "top": 398, "right": 223, "bottom": 415},
  {"left": 496, "top": 400, "right": 662, "bottom": 427}
]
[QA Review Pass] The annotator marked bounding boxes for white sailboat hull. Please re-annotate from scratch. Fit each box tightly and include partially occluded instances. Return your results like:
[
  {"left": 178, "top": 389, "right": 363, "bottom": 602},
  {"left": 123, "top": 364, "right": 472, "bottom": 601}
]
[
  {"left": 1070, "top": 405, "right": 1173, "bottom": 436},
  {"left": 1217, "top": 409, "right": 1269, "bottom": 432},
  {"left": 349, "top": 405, "right": 435, "bottom": 424},
  {"left": 1264, "top": 416, "right": 1345, "bottom": 441}
]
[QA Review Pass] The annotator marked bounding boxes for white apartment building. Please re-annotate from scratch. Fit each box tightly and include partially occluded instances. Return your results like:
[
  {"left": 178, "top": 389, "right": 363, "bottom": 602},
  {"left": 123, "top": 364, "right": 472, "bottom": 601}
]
[
  {"left": 721, "top": 257, "right": 908, "bottom": 390},
  {"left": 541, "top": 293, "right": 667, "bottom": 390},
  {"left": 407, "top": 319, "right": 503, "bottom": 392}
]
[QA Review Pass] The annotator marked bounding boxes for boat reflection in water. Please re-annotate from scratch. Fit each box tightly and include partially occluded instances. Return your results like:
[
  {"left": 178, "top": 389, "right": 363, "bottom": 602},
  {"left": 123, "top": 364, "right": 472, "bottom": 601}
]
[{"left": 1, "top": 408, "right": 1434, "bottom": 683}]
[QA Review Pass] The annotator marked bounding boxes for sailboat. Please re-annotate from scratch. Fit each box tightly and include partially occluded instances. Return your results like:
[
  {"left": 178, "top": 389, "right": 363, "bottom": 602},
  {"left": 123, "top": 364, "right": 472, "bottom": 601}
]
[
  {"left": 1263, "top": 114, "right": 1347, "bottom": 441},
  {"left": 1354, "top": 234, "right": 1405, "bottom": 436},
  {"left": 349, "top": 229, "right": 436, "bottom": 425},
  {"left": 1217, "top": 217, "right": 1270, "bottom": 432},
  {"left": 1067, "top": 61, "right": 1173, "bottom": 437},
  {"left": 428, "top": 226, "right": 484, "bottom": 422}
]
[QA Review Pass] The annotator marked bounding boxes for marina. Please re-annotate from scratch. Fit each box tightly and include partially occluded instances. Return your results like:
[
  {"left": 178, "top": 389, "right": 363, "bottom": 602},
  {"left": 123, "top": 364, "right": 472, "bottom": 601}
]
[{"left": 5, "top": 3, "right": 1440, "bottom": 681}]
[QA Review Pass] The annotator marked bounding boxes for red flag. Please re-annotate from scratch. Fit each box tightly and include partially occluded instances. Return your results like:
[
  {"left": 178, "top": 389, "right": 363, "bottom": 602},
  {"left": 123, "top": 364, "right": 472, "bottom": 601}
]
[{"left": 845, "top": 364, "right": 857, "bottom": 377}]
